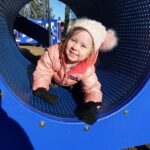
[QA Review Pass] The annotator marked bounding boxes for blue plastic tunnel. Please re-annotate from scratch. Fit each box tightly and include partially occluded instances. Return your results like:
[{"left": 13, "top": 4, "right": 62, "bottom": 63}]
[{"left": 0, "top": 0, "right": 150, "bottom": 150}]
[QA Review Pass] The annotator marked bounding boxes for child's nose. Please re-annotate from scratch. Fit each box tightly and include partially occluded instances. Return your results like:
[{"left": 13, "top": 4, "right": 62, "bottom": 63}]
[{"left": 72, "top": 43, "right": 79, "bottom": 51}]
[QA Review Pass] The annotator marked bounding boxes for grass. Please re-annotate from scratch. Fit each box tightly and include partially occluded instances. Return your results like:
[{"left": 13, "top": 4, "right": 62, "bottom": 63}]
[
  {"left": 19, "top": 45, "right": 44, "bottom": 56},
  {"left": 19, "top": 45, "right": 44, "bottom": 64}
]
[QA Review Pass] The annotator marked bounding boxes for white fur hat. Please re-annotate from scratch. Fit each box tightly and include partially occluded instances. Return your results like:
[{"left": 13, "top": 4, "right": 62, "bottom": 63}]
[{"left": 68, "top": 18, "right": 118, "bottom": 52}]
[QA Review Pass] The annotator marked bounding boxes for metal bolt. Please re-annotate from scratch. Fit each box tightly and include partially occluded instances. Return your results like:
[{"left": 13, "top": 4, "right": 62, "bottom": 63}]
[
  {"left": 39, "top": 121, "right": 46, "bottom": 128},
  {"left": 123, "top": 109, "right": 128, "bottom": 116},
  {"left": 84, "top": 125, "right": 90, "bottom": 131},
  {"left": 0, "top": 91, "right": 3, "bottom": 97}
]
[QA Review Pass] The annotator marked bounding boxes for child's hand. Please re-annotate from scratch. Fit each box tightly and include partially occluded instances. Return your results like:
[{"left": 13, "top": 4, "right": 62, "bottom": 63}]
[
  {"left": 33, "top": 88, "right": 57, "bottom": 104},
  {"left": 75, "top": 101, "right": 101, "bottom": 125}
]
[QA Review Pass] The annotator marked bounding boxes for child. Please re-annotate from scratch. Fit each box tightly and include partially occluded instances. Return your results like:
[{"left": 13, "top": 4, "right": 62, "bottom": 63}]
[{"left": 32, "top": 18, "right": 118, "bottom": 125}]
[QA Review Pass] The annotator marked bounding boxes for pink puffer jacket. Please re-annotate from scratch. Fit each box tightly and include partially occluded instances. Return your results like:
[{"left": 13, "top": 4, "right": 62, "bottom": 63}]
[{"left": 32, "top": 44, "right": 102, "bottom": 103}]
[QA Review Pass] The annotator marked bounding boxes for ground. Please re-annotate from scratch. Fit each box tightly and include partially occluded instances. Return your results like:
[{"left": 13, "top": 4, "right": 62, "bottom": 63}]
[
  {"left": 19, "top": 45, "right": 44, "bottom": 56},
  {"left": 19, "top": 45, "right": 44, "bottom": 64}
]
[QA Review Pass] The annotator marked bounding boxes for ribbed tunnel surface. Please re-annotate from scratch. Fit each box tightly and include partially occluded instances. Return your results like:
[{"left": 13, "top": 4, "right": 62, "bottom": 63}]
[{"left": 0, "top": 0, "right": 150, "bottom": 121}]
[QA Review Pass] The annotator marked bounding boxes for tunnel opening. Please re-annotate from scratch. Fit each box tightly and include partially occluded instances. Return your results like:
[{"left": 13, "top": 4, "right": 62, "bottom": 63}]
[{"left": 0, "top": 0, "right": 150, "bottom": 122}]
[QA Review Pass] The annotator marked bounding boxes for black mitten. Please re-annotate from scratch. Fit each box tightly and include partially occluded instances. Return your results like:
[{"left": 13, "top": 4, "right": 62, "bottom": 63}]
[
  {"left": 33, "top": 88, "right": 57, "bottom": 104},
  {"left": 75, "top": 101, "right": 102, "bottom": 125}
]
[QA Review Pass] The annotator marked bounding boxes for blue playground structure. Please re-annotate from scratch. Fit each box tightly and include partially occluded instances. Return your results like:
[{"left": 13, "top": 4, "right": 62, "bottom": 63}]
[
  {"left": 14, "top": 18, "right": 62, "bottom": 45},
  {"left": 0, "top": 0, "right": 150, "bottom": 150}
]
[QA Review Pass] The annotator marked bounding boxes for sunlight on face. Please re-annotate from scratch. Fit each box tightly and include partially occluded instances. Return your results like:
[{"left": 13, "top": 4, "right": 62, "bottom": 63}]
[{"left": 65, "top": 30, "right": 93, "bottom": 64}]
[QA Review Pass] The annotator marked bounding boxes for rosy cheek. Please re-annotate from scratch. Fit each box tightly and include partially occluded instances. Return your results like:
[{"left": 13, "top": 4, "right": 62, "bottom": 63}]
[
  {"left": 78, "top": 55, "right": 86, "bottom": 61},
  {"left": 66, "top": 42, "right": 71, "bottom": 47}
]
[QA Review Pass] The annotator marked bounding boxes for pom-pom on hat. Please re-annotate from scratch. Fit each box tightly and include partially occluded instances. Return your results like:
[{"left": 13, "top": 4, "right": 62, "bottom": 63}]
[{"left": 68, "top": 18, "right": 118, "bottom": 53}]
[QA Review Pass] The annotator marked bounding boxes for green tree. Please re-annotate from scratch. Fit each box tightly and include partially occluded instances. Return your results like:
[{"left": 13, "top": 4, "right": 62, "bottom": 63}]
[
  {"left": 19, "top": 0, "right": 55, "bottom": 19},
  {"left": 62, "top": 5, "right": 70, "bottom": 36}
]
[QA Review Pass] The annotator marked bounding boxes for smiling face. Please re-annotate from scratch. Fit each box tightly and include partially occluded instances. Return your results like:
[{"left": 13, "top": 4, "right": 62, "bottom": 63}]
[{"left": 65, "top": 29, "right": 94, "bottom": 64}]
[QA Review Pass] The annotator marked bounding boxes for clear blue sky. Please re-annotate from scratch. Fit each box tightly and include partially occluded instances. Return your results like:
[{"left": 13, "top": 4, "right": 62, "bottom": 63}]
[{"left": 50, "top": 0, "right": 66, "bottom": 21}]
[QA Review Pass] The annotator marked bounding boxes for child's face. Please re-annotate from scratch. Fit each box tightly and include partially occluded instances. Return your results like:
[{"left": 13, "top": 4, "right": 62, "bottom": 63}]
[{"left": 65, "top": 30, "right": 93, "bottom": 64}]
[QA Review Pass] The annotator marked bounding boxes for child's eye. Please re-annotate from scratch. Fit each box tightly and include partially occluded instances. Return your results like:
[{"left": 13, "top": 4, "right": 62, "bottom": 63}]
[
  {"left": 81, "top": 45, "right": 86, "bottom": 48},
  {"left": 71, "top": 38, "right": 76, "bottom": 42}
]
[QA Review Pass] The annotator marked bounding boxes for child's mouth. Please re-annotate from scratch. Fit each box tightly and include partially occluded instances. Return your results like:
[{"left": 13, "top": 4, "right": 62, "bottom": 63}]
[{"left": 69, "top": 50, "right": 78, "bottom": 57}]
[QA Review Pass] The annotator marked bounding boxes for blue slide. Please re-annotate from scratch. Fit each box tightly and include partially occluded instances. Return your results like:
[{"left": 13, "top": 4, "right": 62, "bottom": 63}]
[{"left": 0, "top": 0, "right": 150, "bottom": 150}]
